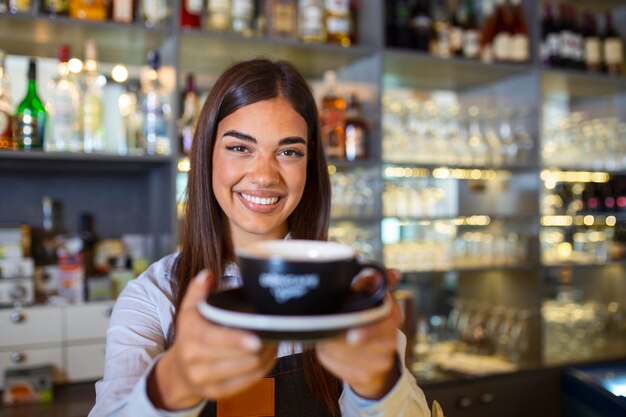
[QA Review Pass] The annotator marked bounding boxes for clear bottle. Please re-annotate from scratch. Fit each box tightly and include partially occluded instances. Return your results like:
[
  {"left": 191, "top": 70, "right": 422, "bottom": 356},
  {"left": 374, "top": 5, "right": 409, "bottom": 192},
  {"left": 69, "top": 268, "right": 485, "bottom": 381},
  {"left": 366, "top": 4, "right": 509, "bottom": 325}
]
[
  {"left": 267, "top": 0, "right": 297, "bottom": 38},
  {"left": 111, "top": 0, "right": 136, "bottom": 24},
  {"left": 142, "top": 0, "right": 169, "bottom": 27},
  {"left": 142, "top": 50, "right": 168, "bottom": 155},
  {"left": 231, "top": 0, "right": 255, "bottom": 36},
  {"left": 583, "top": 11, "right": 601, "bottom": 73},
  {"left": 431, "top": 0, "right": 451, "bottom": 58},
  {"left": 324, "top": 0, "right": 351, "bottom": 46},
  {"left": 344, "top": 93, "right": 368, "bottom": 161},
  {"left": 46, "top": 44, "right": 80, "bottom": 153},
  {"left": 178, "top": 73, "right": 199, "bottom": 155},
  {"left": 119, "top": 79, "right": 145, "bottom": 155},
  {"left": 0, "top": 50, "right": 14, "bottom": 150},
  {"left": 69, "top": 0, "right": 107, "bottom": 20},
  {"left": 448, "top": 0, "right": 464, "bottom": 57},
  {"left": 298, "top": 0, "right": 326, "bottom": 43},
  {"left": 80, "top": 40, "right": 105, "bottom": 153},
  {"left": 207, "top": 0, "right": 232, "bottom": 32},
  {"left": 16, "top": 59, "right": 47, "bottom": 151},
  {"left": 319, "top": 70, "right": 346, "bottom": 160}
]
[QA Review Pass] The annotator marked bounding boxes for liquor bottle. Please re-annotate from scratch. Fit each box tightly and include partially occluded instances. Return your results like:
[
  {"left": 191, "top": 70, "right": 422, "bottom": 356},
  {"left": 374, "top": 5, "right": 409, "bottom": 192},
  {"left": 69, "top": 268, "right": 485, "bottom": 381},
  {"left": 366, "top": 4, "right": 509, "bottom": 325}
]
[
  {"left": 492, "top": 0, "right": 512, "bottom": 62},
  {"left": 179, "top": 73, "right": 198, "bottom": 155},
  {"left": 479, "top": 0, "right": 496, "bottom": 63},
  {"left": 119, "top": 79, "right": 144, "bottom": 155},
  {"left": 509, "top": 0, "right": 528, "bottom": 62},
  {"left": 42, "top": 0, "right": 69, "bottom": 16},
  {"left": 81, "top": 40, "right": 105, "bottom": 153},
  {"left": 141, "top": 0, "right": 169, "bottom": 27},
  {"left": 267, "top": 0, "right": 297, "bottom": 39},
  {"left": 325, "top": 0, "right": 351, "bottom": 46},
  {"left": 231, "top": 0, "right": 255, "bottom": 36},
  {"left": 540, "top": 2, "right": 557, "bottom": 67},
  {"left": 253, "top": 0, "right": 267, "bottom": 36},
  {"left": 207, "top": 0, "right": 231, "bottom": 32},
  {"left": 8, "top": 0, "right": 31, "bottom": 13},
  {"left": 16, "top": 59, "right": 47, "bottom": 151},
  {"left": 319, "top": 70, "right": 346, "bottom": 160},
  {"left": 69, "top": 0, "right": 107, "bottom": 20},
  {"left": 583, "top": 11, "right": 601, "bottom": 73},
  {"left": 431, "top": 0, "right": 451, "bottom": 58},
  {"left": 343, "top": 93, "right": 368, "bottom": 161},
  {"left": 412, "top": 0, "right": 433, "bottom": 52},
  {"left": 390, "top": 0, "right": 413, "bottom": 48},
  {"left": 570, "top": 7, "right": 584, "bottom": 70},
  {"left": 180, "top": 0, "right": 202, "bottom": 29},
  {"left": 602, "top": 11, "right": 623, "bottom": 76},
  {"left": 46, "top": 44, "right": 80, "bottom": 152},
  {"left": 142, "top": 50, "right": 168, "bottom": 155},
  {"left": 557, "top": 3, "right": 573, "bottom": 68},
  {"left": 0, "top": 50, "right": 14, "bottom": 150},
  {"left": 111, "top": 0, "right": 135, "bottom": 23},
  {"left": 348, "top": 0, "right": 359, "bottom": 45},
  {"left": 448, "top": 0, "right": 465, "bottom": 57},
  {"left": 462, "top": 0, "right": 479, "bottom": 59},
  {"left": 298, "top": 0, "right": 325, "bottom": 43}
]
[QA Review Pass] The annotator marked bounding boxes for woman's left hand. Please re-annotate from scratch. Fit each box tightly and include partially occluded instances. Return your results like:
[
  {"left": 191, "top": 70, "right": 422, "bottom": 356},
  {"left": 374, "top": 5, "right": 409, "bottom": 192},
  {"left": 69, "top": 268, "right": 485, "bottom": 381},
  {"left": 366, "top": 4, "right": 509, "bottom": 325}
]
[{"left": 315, "top": 292, "right": 402, "bottom": 400}]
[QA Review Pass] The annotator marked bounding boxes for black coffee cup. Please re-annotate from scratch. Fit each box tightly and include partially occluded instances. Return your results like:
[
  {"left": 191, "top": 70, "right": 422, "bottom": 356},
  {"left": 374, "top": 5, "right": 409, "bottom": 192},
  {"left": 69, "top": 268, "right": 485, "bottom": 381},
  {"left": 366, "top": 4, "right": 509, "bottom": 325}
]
[{"left": 236, "top": 240, "right": 388, "bottom": 316}]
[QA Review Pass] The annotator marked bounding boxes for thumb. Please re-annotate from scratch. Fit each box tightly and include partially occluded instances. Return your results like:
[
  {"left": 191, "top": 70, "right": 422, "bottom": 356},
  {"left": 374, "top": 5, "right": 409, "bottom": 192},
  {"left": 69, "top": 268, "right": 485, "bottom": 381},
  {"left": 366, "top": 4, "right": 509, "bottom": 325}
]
[{"left": 181, "top": 269, "right": 212, "bottom": 311}]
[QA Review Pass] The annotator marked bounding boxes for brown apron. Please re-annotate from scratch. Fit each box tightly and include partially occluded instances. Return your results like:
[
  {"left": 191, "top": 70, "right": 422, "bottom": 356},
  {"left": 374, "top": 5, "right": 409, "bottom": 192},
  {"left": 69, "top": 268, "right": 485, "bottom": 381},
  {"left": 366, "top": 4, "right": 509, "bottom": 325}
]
[{"left": 200, "top": 353, "right": 336, "bottom": 417}]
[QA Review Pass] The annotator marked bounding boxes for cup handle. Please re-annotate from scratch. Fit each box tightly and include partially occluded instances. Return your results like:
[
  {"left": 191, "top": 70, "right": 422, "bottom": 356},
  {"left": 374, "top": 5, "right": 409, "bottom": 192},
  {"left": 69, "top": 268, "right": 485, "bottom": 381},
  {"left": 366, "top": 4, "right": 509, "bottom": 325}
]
[{"left": 346, "top": 262, "right": 389, "bottom": 311}]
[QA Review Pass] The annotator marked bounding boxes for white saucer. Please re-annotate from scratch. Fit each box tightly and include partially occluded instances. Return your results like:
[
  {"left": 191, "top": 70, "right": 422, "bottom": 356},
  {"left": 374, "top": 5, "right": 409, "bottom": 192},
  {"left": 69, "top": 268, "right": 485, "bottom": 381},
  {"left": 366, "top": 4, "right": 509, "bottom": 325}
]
[{"left": 197, "top": 288, "right": 391, "bottom": 341}]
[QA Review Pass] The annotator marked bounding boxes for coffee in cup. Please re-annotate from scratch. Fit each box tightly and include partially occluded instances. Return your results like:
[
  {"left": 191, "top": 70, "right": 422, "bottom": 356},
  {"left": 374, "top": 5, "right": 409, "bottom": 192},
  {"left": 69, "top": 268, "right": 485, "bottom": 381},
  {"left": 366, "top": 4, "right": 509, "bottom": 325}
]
[{"left": 236, "top": 239, "right": 388, "bottom": 316}]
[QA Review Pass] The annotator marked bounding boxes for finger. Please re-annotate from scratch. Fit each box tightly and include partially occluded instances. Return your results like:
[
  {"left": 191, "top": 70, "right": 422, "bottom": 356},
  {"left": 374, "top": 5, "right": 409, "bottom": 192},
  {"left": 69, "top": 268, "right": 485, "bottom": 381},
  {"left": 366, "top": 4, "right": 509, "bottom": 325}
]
[
  {"left": 387, "top": 268, "right": 401, "bottom": 290},
  {"left": 180, "top": 270, "right": 213, "bottom": 311},
  {"left": 351, "top": 271, "right": 383, "bottom": 293},
  {"left": 194, "top": 323, "right": 261, "bottom": 352},
  {"left": 345, "top": 294, "right": 401, "bottom": 344}
]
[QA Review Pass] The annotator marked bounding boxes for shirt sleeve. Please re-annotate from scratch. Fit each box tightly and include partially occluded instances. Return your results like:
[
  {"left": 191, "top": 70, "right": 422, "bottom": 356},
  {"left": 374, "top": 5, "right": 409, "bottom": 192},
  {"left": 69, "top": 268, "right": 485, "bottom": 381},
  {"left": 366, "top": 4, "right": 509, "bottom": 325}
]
[
  {"left": 88, "top": 267, "right": 205, "bottom": 417},
  {"left": 338, "top": 330, "right": 431, "bottom": 417}
]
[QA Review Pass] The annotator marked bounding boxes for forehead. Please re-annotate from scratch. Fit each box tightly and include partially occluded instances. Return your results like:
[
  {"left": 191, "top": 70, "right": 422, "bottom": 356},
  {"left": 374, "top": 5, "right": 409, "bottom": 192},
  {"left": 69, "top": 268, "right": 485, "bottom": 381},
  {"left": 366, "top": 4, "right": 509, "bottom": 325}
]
[{"left": 217, "top": 97, "right": 308, "bottom": 139}]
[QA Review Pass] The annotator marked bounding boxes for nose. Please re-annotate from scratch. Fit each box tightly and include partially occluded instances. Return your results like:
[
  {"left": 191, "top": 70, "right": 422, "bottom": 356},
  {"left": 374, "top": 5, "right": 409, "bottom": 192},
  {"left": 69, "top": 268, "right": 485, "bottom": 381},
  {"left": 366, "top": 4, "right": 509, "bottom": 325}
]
[{"left": 248, "top": 154, "right": 280, "bottom": 187}]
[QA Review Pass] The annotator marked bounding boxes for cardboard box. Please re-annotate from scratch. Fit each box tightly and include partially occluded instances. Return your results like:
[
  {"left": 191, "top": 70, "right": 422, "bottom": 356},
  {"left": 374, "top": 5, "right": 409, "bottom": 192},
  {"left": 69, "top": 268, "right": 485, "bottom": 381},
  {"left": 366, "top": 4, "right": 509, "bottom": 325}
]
[{"left": 2, "top": 365, "right": 54, "bottom": 405}]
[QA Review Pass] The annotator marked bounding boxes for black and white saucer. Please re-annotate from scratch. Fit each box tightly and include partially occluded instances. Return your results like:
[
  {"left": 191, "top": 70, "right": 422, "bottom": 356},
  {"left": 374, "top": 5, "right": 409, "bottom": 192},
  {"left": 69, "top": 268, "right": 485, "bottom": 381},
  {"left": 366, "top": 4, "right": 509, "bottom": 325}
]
[{"left": 197, "top": 288, "right": 391, "bottom": 341}]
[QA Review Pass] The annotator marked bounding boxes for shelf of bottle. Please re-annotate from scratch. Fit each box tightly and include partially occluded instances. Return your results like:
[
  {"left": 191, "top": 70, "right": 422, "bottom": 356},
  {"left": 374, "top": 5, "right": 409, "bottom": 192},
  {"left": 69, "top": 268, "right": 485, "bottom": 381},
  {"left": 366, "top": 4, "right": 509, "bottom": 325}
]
[
  {"left": 541, "top": 68, "right": 626, "bottom": 98},
  {"left": 0, "top": 13, "right": 169, "bottom": 65},
  {"left": 330, "top": 215, "right": 381, "bottom": 223},
  {"left": 540, "top": 213, "right": 626, "bottom": 227},
  {"left": 397, "top": 263, "right": 540, "bottom": 276},
  {"left": 542, "top": 259, "right": 626, "bottom": 269},
  {"left": 180, "top": 30, "right": 376, "bottom": 79},
  {"left": 328, "top": 159, "right": 380, "bottom": 170},
  {"left": 541, "top": 165, "right": 626, "bottom": 176},
  {"left": 383, "top": 214, "right": 538, "bottom": 225},
  {"left": 0, "top": 150, "right": 172, "bottom": 172},
  {"left": 382, "top": 162, "right": 538, "bottom": 179},
  {"left": 382, "top": 48, "right": 534, "bottom": 91}
]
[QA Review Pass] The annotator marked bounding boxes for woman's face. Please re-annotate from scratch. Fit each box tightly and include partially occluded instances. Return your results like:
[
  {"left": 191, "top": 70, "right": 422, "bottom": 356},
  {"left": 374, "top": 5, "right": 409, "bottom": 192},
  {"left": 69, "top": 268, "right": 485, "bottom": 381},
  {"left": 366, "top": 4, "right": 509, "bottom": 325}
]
[{"left": 212, "top": 97, "right": 308, "bottom": 247}]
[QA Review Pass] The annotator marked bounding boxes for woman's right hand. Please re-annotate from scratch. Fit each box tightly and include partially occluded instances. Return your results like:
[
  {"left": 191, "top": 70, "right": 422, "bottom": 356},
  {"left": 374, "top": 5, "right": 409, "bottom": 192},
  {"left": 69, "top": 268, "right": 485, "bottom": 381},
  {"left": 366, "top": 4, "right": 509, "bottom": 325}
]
[{"left": 148, "top": 270, "right": 277, "bottom": 410}]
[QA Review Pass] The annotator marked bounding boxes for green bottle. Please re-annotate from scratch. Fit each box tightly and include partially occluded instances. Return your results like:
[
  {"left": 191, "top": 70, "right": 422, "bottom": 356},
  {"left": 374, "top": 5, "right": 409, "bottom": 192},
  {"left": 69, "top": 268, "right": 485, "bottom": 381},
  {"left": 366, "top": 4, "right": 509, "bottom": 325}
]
[{"left": 16, "top": 59, "right": 47, "bottom": 150}]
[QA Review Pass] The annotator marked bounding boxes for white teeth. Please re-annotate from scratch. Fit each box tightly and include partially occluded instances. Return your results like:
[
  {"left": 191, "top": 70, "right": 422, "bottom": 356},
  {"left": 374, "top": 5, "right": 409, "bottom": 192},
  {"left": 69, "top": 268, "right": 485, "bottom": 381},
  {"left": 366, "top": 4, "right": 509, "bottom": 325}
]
[{"left": 241, "top": 193, "right": 279, "bottom": 205}]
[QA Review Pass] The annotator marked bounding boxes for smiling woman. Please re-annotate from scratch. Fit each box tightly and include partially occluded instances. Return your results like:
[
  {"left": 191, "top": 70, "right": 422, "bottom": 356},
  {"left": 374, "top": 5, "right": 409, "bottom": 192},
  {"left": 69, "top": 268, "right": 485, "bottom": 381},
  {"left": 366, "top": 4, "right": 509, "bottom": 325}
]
[{"left": 88, "top": 59, "right": 429, "bottom": 417}]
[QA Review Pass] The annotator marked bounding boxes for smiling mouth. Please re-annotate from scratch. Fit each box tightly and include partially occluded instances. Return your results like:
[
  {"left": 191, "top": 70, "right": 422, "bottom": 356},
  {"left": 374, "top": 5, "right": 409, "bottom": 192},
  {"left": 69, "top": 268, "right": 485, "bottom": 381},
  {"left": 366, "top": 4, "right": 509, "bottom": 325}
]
[{"left": 240, "top": 193, "right": 281, "bottom": 205}]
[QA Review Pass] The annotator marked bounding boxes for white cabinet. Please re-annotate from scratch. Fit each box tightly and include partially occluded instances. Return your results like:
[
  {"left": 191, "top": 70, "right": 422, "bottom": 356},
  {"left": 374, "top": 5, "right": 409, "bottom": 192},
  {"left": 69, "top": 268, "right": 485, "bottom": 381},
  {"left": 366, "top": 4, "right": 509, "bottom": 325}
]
[{"left": 0, "top": 302, "right": 113, "bottom": 389}]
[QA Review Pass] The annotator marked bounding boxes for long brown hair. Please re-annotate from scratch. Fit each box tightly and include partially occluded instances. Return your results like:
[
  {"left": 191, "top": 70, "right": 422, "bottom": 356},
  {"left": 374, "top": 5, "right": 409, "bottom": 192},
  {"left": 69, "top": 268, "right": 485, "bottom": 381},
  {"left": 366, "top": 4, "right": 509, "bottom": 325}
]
[{"left": 172, "top": 59, "right": 339, "bottom": 414}]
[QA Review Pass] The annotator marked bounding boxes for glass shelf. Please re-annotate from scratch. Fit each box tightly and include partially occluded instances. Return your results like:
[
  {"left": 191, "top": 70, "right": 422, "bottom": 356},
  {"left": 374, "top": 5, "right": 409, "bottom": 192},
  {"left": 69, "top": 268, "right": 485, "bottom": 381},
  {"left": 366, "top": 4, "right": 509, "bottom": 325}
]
[
  {"left": 541, "top": 69, "right": 626, "bottom": 99},
  {"left": 0, "top": 13, "right": 169, "bottom": 65},
  {"left": 383, "top": 49, "right": 533, "bottom": 91},
  {"left": 180, "top": 30, "right": 377, "bottom": 79}
]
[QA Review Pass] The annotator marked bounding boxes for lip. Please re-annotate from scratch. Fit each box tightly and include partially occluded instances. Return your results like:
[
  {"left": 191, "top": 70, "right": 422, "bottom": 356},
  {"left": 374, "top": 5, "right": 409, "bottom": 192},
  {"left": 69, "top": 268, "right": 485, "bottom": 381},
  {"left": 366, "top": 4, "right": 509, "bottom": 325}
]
[{"left": 236, "top": 191, "right": 284, "bottom": 214}]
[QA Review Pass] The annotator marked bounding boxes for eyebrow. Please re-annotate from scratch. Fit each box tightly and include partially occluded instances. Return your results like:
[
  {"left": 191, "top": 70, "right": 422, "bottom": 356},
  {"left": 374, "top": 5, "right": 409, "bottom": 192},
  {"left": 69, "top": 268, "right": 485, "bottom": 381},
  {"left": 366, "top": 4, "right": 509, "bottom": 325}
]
[{"left": 222, "top": 130, "right": 306, "bottom": 146}]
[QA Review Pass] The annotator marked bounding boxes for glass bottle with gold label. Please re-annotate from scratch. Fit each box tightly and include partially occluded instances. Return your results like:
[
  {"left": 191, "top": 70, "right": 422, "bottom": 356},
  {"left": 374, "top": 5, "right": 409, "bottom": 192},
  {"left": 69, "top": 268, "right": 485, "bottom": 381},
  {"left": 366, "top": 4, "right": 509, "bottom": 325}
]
[
  {"left": 69, "top": 0, "right": 107, "bottom": 20},
  {"left": 80, "top": 40, "right": 105, "bottom": 153},
  {"left": 324, "top": 0, "right": 351, "bottom": 46},
  {"left": 267, "top": 0, "right": 297, "bottom": 39},
  {"left": 231, "top": 0, "right": 255, "bottom": 36},
  {"left": 142, "top": 0, "right": 169, "bottom": 27}
]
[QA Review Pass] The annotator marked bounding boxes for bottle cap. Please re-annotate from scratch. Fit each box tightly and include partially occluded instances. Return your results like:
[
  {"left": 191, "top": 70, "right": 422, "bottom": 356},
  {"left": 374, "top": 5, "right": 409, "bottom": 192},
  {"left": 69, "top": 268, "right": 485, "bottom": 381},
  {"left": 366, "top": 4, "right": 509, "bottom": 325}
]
[
  {"left": 147, "top": 50, "right": 160, "bottom": 70},
  {"left": 28, "top": 58, "right": 37, "bottom": 80},
  {"left": 58, "top": 44, "right": 71, "bottom": 63}
]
